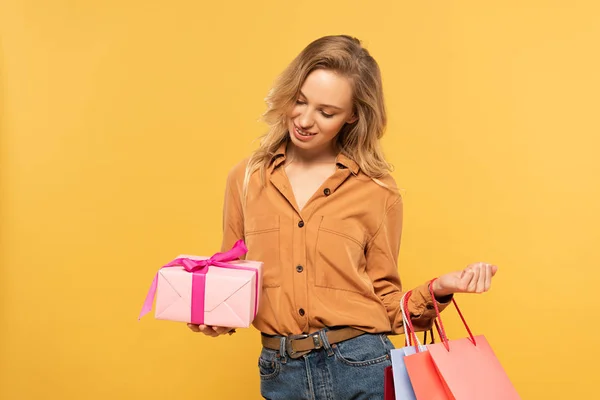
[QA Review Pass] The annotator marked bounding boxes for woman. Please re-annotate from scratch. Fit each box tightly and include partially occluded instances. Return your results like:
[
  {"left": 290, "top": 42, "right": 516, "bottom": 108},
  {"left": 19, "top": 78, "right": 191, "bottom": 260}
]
[{"left": 188, "top": 35, "right": 497, "bottom": 399}]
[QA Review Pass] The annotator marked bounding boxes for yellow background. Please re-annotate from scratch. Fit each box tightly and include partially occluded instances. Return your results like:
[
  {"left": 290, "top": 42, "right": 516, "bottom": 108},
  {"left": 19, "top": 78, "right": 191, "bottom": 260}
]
[{"left": 1, "top": 1, "right": 598, "bottom": 399}]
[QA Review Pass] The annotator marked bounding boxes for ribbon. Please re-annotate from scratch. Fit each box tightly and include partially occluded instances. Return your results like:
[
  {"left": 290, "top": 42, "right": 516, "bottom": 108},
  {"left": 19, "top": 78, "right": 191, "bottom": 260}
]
[{"left": 138, "top": 240, "right": 257, "bottom": 324}]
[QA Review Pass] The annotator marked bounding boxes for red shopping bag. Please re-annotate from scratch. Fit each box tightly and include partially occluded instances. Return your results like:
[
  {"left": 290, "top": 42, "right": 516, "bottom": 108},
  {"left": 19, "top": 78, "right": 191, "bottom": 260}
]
[
  {"left": 425, "top": 280, "right": 521, "bottom": 400},
  {"left": 402, "top": 291, "right": 453, "bottom": 400},
  {"left": 384, "top": 366, "right": 395, "bottom": 400}
]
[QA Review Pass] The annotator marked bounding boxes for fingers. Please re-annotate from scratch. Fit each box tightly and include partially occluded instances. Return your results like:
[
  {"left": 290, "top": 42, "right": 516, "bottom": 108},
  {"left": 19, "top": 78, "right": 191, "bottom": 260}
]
[
  {"left": 452, "top": 262, "right": 498, "bottom": 295},
  {"left": 458, "top": 269, "right": 473, "bottom": 292},
  {"left": 186, "top": 324, "right": 217, "bottom": 337},
  {"left": 200, "top": 325, "right": 220, "bottom": 337},
  {"left": 213, "top": 326, "right": 234, "bottom": 335},
  {"left": 469, "top": 262, "right": 498, "bottom": 293},
  {"left": 467, "top": 265, "right": 480, "bottom": 292},
  {"left": 491, "top": 264, "right": 499, "bottom": 276},
  {"left": 187, "top": 324, "right": 233, "bottom": 337},
  {"left": 477, "top": 263, "right": 487, "bottom": 293},
  {"left": 484, "top": 264, "right": 494, "bottom": 291}
]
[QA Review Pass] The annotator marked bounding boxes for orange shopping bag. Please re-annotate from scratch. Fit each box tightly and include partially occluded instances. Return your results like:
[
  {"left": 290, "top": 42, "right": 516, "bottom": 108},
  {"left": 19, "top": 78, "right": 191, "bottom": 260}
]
[
  {"left": 425, "top": 279, "right": 521, "bottom": 400},
  {"left": 402, "top": 291, "right": 453, "bottom": 400}
]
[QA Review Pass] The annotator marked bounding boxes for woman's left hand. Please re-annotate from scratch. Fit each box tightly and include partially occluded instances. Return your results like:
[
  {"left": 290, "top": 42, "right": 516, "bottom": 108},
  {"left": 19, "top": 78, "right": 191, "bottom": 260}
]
[{"left": 432, "top": 262, "right": 498, "bottom": 298}]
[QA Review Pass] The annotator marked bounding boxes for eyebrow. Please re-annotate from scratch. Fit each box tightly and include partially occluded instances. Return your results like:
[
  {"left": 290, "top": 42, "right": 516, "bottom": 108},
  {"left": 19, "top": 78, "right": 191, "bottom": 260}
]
[{"left": 299, "top": 91, "right": 344, "bottom": 111}]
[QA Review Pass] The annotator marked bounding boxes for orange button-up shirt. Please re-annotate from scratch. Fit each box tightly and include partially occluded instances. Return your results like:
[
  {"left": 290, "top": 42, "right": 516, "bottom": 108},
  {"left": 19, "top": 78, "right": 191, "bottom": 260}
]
[{"left": 221, "top": 143, "right": 450, "bottom": 336}]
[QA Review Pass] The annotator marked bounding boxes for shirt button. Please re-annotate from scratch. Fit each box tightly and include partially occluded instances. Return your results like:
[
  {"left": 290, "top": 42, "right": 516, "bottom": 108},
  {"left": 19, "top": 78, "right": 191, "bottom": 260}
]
[
  {"left": 298, "top": 308, "right": 305, "bottom": 316},
  {"left": 323, "top": 188, "right": 331, "bottom": 196},
  {"left": 298, "top": 220, "right": 304, "bottom": 228},
  {"left": 296, "top": 265, "right": 304, "bottom": 273}
]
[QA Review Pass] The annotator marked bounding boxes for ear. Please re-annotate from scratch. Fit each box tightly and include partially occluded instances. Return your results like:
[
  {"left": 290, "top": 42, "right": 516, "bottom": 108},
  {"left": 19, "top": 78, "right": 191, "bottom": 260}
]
[{"left": 346, "top": 114, "right": 358, "bottom": 124}]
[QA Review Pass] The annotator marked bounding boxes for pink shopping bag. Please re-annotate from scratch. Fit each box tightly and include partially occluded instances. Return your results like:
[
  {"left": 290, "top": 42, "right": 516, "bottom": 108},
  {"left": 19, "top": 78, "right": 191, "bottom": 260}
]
[{"left": 425, "top": 279, "right": 521, "bottom": 400}]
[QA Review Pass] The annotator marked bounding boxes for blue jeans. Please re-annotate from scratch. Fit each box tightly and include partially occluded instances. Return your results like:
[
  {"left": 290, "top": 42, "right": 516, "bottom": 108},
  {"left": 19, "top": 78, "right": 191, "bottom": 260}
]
[{"left": 258, "top": 329, "right": 395, "bottom": 400}]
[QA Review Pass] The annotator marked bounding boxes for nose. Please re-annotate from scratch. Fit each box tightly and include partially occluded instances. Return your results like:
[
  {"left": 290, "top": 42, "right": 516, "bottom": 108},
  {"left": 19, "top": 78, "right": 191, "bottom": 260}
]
[{"left": 298, "top": 109, "right": 314, "bottom": 130}]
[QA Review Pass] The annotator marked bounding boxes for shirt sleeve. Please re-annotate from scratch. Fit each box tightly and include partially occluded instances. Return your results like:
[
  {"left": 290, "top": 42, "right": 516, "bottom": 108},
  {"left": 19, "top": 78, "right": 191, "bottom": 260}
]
[
  {"left": 365, "top": 194, "right": 453, "bottom": 334},
  {"left": 221, "top": 165, "right": 245, "bottom": 254}
]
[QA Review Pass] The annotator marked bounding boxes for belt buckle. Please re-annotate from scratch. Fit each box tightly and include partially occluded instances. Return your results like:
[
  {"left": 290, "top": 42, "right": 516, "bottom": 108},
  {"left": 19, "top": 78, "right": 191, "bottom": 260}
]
[{"left": 285, "top": 333, "right": 310, "bottom": 359}]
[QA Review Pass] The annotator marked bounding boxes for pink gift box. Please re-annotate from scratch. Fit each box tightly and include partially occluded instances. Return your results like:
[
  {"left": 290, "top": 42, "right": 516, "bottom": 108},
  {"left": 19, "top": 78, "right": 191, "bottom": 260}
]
[{"left": 139, "top": 240, "right": 263, "bottom": 328}]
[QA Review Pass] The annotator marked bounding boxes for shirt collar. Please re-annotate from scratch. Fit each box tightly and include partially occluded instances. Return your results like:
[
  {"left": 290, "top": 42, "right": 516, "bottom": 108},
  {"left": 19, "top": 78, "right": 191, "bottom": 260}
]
[
  {"left": 268, "top": 141, "right": 360, "bottom": 175},
  {"left": 335, "top": 152, "right": 360, "bottom": 175},
  {"left": 268, "top": 142, "right": 288, "bottom": 171}
]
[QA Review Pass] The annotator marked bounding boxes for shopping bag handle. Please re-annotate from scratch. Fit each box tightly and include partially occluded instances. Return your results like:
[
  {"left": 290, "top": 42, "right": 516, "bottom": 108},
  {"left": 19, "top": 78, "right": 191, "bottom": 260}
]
[
  {"left": 401, "top": 290, "right": 441, "bottom": 352},
  {"left": 429, "top": 278, "right": 477, "bottom": 351},
  {"left": 401, "top": 291, "right": 421, "bottom": 349},
  {"left": 423, "top": 327, "right": 435, "bottom": 344}
]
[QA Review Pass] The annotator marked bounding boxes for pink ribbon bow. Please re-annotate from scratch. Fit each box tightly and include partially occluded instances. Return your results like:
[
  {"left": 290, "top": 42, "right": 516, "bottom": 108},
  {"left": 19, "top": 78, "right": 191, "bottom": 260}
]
[{"left": 138, "top": 240, "right": 254, "bottom": 324}]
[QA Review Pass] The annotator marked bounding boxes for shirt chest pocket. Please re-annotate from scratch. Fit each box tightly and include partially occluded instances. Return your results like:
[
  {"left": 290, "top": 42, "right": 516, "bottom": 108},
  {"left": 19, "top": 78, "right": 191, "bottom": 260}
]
[
  {"left": 245, "top": 215, "right": 281, "bottom": 288},
  {"left": 314, "top": 217, "right": 368, "bottom": 294}
]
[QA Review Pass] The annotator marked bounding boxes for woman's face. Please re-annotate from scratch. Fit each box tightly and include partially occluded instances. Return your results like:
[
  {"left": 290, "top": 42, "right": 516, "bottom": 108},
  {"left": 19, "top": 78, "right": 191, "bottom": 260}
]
[{"left": 287, "top": 69, "right": 356, "bottom": 154}]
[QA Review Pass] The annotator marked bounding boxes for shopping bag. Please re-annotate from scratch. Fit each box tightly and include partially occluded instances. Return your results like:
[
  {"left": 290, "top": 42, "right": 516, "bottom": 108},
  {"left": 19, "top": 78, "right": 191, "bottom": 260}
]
[
  {"left": 384, "top": 366, "right": 395, "bottom": 400},
  {"left": 404, "top": 349, "right": 453, "bottom": 399},
  {"left": 391, "top": 343, "right": 433, "bottom": 399},
  {"left": 389, "top": 292, "right": 428, "bottom": 400},
  {"left": 400, "top": 291, "right": 452, "bottom": 400},
  {"left": 425, "top": 280, "right": 521, "bottom": 400}
]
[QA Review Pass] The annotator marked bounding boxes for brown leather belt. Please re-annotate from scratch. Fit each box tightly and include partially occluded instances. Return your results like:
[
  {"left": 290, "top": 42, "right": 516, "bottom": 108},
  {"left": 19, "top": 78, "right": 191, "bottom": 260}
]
[{"left": 261, "top": 327, "right": 365, "bottom": 359}]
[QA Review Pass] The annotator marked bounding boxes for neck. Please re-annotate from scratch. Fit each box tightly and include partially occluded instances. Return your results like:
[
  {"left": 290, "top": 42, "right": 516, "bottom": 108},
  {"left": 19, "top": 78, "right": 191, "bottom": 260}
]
[{"left": 286, "top": 141, "right": 337, "bottom": 165}]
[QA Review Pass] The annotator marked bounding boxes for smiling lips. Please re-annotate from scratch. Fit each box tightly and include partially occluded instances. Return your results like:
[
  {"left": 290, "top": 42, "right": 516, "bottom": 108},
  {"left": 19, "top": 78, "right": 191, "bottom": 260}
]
[{"left": 294, "top": 124, "right": 316, "bottom": 137}]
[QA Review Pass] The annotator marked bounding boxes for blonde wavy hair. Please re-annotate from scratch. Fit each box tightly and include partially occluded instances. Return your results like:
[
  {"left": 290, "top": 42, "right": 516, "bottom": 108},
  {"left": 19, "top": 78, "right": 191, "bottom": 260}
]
[{"left": 243, "top": 35, "right": 392, "bottom": 196}]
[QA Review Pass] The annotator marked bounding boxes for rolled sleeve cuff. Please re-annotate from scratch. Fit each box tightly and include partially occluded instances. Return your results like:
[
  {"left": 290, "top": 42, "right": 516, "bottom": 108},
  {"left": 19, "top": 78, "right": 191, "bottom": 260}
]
[{"left": 407, "top": 282, "right": 453, "bottom": 331}]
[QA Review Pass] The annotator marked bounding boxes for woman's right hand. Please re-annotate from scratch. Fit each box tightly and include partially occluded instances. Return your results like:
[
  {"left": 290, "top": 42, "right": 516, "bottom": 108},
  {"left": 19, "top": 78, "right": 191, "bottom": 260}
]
[{"left": 187, "top": 324, "right": 235, "bottom": 337}]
